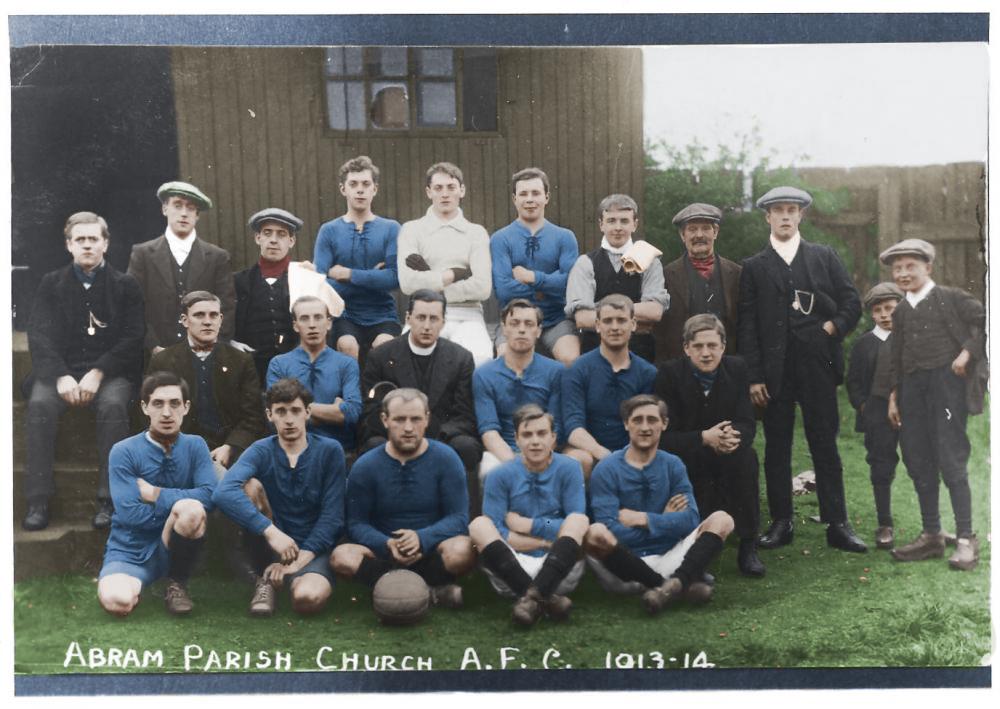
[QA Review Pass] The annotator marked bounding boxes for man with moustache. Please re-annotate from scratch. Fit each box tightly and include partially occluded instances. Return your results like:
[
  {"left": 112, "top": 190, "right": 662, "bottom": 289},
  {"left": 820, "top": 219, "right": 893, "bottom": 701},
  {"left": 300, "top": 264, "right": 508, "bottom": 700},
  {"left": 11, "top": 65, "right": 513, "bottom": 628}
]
[
  {"left": 267, "top": 296, "right": 362, "bottom": 451},
  {"left": 23, "top": 211, "right": 144, "bottom": 531},
  {"left": 214, "top": 378, "right": 346, "bottom": 616},
  {"left": 331, "top": 388, "right": 475, "bottom": 610},
  {"left": 565, "top": 194, "right": 668, "bottom": 363},
  {"left": 128, "top": 182, "right": 235, "bottom": 353},
  {"left": 738, "top": 186, "right": 865, "bottom": 553},
  {"left": 97, "top": 371, "right": 216, "bottom": 617},
  {"left": 656, "top": 203, "right": 741, "bottom": 363}
]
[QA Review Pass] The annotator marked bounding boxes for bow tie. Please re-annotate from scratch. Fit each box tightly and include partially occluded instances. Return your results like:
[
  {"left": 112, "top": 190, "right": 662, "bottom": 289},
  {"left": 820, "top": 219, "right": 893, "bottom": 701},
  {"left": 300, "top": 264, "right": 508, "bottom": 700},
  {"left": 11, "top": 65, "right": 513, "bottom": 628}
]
[{"left": 191, "top": 343, "right": 214, "bottom": 353}]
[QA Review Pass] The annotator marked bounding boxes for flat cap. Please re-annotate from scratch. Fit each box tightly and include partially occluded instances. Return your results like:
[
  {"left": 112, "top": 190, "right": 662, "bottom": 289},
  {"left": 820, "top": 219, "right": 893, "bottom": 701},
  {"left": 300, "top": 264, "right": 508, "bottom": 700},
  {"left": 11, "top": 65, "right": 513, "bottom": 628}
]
[
  {"left": 878, "top": 238, "right": 935, "bottom": 265},
  {"left": 157, "top": 181, "right": 213, "bottom": 210},
  {"left": 863, "top": 282, "right": 905, "bottom": 309},
  {"left": 672, "top": 203, "right": 723, "bottom": 227},
  {"left": 755, "top": 186, "right": 813, "bottom": 210},
  {"left": 248, "top": 207, "right": 304, "bottom": 233}
]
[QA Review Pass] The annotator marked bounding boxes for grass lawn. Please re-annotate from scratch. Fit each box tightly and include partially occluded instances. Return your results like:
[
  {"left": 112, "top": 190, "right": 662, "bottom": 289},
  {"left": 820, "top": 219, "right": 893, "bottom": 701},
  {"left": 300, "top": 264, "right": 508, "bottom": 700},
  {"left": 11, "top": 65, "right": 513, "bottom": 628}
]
[{"left": 13, "top": 391, "right": 991, "bottom": 675}]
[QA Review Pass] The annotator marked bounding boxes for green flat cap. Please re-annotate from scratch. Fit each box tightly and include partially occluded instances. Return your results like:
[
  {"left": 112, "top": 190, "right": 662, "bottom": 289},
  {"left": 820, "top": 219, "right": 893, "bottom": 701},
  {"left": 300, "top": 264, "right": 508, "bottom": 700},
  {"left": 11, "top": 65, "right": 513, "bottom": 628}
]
[
  {"left": 157, "top": 181, "right": 213, "bottom": 210},
  {"left": 248, "top": 208, "right": 304, "bottom": 233},
  {"left": 863, "top": 282, "right": 904, "bottom": 309},
  {"left": 755, "top": 186, "right": 812, "bottom": 210},
  {"left": 879, "top": 238, "right": 935, "bottom": 265},
  {"left": 672, "top": 203, "right": 723, "bottom": 227}
]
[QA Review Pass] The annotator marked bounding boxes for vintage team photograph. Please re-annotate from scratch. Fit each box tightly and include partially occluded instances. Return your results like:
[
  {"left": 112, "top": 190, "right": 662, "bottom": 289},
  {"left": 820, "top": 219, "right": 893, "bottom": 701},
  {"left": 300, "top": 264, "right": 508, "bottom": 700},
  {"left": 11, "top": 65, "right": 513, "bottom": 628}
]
[{"left": 5, "top": 11, "right": 991, "bottom": 697}]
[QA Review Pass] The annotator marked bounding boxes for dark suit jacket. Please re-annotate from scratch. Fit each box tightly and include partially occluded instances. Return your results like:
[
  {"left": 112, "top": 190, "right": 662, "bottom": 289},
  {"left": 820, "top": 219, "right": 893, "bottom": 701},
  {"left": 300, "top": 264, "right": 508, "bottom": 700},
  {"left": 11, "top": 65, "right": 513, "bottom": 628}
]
[
  {"left": 656, "top": 355, "right": 756, "bottom": 461},
  {"left": 360, "top": 335, "right": 478, "bottom": 443},
  {"left": 127, "top": 235, "right": 236, "bottom": 349},
  {"left": 148, "top": 341, "right": 265, "bottom": 454},
  {"left": 27, "top": 263, "right": 145, "bottom": 385},
  {"left": 656, "top": 253, "right": 741, "bottom": 364},
  {"left": 846, "top": 330, "right": 882, "bottom": 433},
  {"left": 737, "top": 240, "right": 861, "bottom": 396}
]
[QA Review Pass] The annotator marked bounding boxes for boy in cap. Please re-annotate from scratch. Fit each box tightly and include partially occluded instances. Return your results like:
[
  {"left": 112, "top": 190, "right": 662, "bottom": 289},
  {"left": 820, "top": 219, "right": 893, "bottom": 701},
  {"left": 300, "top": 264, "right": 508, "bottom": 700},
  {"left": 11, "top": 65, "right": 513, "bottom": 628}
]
[
  {"left": 128, "top": 181, "right": 236, "bottom": 354},
  {"left": 845, "top": 283, "right": 905, "bottom": 549},
  {"left": 234, "top": 208, "right": 304, "bottom": 385},
  {"left": 881, "top": 239, "right": 986, "bottom": 570},
  {"left": 738, "top": 186, "right": 866, "bottom": 553}
]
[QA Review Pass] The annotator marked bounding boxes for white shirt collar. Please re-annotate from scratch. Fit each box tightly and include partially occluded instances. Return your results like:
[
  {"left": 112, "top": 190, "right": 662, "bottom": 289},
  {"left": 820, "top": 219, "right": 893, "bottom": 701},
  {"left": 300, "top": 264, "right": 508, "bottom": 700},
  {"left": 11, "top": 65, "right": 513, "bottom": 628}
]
[
  {"left": 425, "top": 206, "right": 469, "bottom": 232},
  {"left": 769, "top": 231, "right": 801, "bottom": 265},
  {"left": 187, "top": 336, "right": 214, "bottom": 359},
  {"left": 165, "top": 227, "right": 197, "bottom": 264},
  {"left": 872, "top": 325, "right": 891, "bottom": 341},
  {"left": 601, "top": 236, "right": 633, "bottom": 256},
  {"left": 905, "top": 279, "right": 936, "bottom": 307},
  {"left": 408, "top": 336, "right": 438, "bottom": 356},
  {"left": 145, "top": 431, "right": 167, "bottom": 452}
]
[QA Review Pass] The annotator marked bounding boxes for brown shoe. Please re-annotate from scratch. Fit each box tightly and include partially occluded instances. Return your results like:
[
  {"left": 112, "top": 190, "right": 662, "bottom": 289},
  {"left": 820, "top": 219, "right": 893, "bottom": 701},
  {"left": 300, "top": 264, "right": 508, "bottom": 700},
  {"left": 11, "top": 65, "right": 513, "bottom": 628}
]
[
  {"left": 249, "top": 576, "right": 276, "bottom": 617},
  {"left": 947, "top": 535, "right": 980, "bottom": 571},
  {"left": 542, "top": 593, "right": 573, "bottom": 621},
  {"left": 684, "top": 581, "right": 714, "bottom": 605},
  {"left": 641, "top": 576, "right": 683, "bottom": 615},
  {"left": 891, "top": 531, "right": 946, "bottom": 562},
  {"left": 512, "top": 587, "right": 543, "bottom": 626},
  {"left": 875, "top": 526, "right": 895, "bottom": 550},
  {"left": 429, "top": 584, "right": 463, "bottom": 609},
  {"left": 164, "top": 580, "right": 193, "bottom": 615}
]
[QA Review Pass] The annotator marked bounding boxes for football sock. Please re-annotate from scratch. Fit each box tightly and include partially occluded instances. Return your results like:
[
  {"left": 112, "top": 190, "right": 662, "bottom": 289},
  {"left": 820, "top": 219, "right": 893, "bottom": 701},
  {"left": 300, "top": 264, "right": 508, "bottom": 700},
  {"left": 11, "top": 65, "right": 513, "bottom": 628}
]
[
  {"left": 481, "top": 540, "right": 531, "bottom": 597},
  {"left": 671, "top": 532, "right": 724, "bottom": 590},
  {"left": 245, "top": 532, "right": 275, "bottom": 576},
  {"left": 418, "top": 552, "right": 455, "bottom": 587},
  {"left": 167, "top": 530, "right": 204, "bottom": 585},
  {"left": 532, "top": 536, "right": 579, "bottom": 597},
  {"left": 602, "top": 543, "right": 664, "bottom": 588},
  {"left": 356, "top": 556, "right": 394, "bottom": 588}
]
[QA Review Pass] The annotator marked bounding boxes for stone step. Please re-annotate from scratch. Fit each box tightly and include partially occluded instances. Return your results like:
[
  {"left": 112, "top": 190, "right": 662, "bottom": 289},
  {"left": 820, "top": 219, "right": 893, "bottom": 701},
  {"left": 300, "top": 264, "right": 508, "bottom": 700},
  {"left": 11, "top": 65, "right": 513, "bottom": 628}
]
[
  {"left": 12, "top": 464, "right": 104, "bottom": 523},
  {"left": 11, "top": 401, "right": 102, "bottom": 466}
]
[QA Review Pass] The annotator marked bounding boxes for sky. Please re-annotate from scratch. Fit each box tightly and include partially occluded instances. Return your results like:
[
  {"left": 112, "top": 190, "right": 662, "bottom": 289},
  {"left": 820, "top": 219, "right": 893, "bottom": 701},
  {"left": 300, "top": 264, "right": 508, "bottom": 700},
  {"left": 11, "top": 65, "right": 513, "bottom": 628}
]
[{"left": 643, "top": 42, "right": 989, "bottom": 169}]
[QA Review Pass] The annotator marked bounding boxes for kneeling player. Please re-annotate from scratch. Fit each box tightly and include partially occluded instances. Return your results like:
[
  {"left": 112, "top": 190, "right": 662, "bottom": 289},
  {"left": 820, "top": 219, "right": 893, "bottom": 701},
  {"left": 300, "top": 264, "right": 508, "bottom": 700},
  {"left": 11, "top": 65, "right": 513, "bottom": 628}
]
[
  {"left": 97, "top": 372, "right": 216, "bottom": 617},
  {"left": 584, "top": 394, "right": 734, "bottom": 614},
  {"left": 213, "top": 378, "right": 346, "bottom": 616},
  {"left": 469, "top": 404, "right": 588, "bottom": 626},
  {"left": 331, "top": 388, "right": 475, "bottom": 609}
]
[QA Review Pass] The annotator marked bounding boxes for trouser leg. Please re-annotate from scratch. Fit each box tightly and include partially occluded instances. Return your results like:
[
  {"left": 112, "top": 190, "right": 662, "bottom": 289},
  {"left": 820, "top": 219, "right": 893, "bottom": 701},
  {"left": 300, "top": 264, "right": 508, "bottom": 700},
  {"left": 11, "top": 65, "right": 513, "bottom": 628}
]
[
  {"left": 796, "top": 353, "right": 847, "bottom": 523},
  {"left": 92, "top": 376, "right": 133, "bottom": 501},
  {"left": 862, "top": 397, "right": 898, "bottom": 527},
  {"left": 448, "top": 434, "right": 485, "bottom": 518},
  {"left": 762, "top": 372, "right": 796, "bottom": 520},
  {"left": 928, "top": 367, "right": 973, "bottom": 537},
  {"left": 898, "top": 370, "right": 942, "bottom": 533},
  {"left": 25, "top": 380, "right": 66, "bottom": 503},
  {"left": 707, "top": 448, "right": 761, "bottom": 540}
]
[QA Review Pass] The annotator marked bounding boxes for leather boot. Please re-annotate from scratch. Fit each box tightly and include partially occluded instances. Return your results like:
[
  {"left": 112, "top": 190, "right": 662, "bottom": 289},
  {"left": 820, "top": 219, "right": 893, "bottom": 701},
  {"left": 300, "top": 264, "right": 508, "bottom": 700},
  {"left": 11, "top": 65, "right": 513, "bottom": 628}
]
[
  {"left": 738, "top": 538, "right": 766, "bottom": 576},
  {"left": 758, "top": 518, "right": 793, "bottom": 549}
]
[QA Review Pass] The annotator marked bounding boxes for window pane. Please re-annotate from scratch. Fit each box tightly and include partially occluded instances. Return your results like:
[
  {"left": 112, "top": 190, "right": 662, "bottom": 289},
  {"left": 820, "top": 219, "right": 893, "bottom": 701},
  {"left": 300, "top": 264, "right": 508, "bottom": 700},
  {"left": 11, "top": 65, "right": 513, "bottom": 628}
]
[
  {"left": 417, "top": 48, "right": 454, "bottom": 77},
  {"left": 370, "top": 81, "right": 409, "bottom": 129},
  {"left": 344, "top": 47, "right": 363, "bottom": 75},
  {"left": 325, "top": 48, "right": 343, "bottom": 76},
  {"left": 418, "top": 82, "right": 456, "bottom": 127},
  {"left": 327, "top": 80, "right": 365, "bottom": 130},
  {"left": 462, "top": 48, "right": 498, "bottom": 132},
  {"left": 375, "top": 47, "right": 408, "bottom": 77}
]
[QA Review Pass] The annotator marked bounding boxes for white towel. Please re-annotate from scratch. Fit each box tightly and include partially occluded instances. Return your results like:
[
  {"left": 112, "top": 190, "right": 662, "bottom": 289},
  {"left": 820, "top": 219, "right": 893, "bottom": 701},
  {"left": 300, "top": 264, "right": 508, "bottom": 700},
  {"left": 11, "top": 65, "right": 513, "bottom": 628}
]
[
  {"left": 287, "top": 261, "right": 345, "bottom": 317},
  {"left": 620, "top": 240, "right": 663, "bottom": 274}
]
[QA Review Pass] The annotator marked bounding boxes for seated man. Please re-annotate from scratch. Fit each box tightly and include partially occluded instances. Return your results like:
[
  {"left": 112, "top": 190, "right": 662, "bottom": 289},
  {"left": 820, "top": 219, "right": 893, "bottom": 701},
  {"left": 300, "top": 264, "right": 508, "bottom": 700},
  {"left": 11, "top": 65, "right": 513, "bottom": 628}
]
[
  {"left": 331, "top": 388, "right": 475, "bottom": 610},
  {"left": 562, "top": 294, "right": 657, "bottom": 478},
  {"left": 24, "top": 210, "right": 144, "bottom": 530},
  {"left": 584, "top": 394, "right": 734, "bottom": 614},
  {"left": 469, "top": 404, "right": 589, "bottom": 626},
  {"left": 360, "top": 289, "right": 482, "bottom": 511},
  {"left": 473, "top": 299, "right": 567, "bottom": 482},
  {"left": 267, "top": 296, "right": 362, "bottom": 451},
  {"left": 656, "top": 314, "right": 764, "bottom": 576},
  {"left": 150, "top": 290, "right": 265, "bottom": 478},
  {"left": 213, "top": 378, "right": 346, "bottom": 616},
  {"left": 97, "top": 371, "right": 216, "bottom": 617}
]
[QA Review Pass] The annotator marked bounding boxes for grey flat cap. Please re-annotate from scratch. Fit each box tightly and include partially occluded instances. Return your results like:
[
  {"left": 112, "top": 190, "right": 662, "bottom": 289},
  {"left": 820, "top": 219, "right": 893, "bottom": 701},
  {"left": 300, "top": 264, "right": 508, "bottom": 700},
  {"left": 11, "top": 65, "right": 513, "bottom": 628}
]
[
  {"left": 672, "top": 203, "right": 723, "bottom": 227},
  {"left": 248, "top": 207, "right": 304, "bottom": 233},
  {"left": 879, "top": 238, "right": 935, "bottom": 265},
  {"left": 863, "top": 282, "right": 905, "bottom": 309},
  {"left": 755, "top": 186, "right": 813, "bottom": 210},
  {"left": 157, "top": 181, "right": 213, "bottom": 210}
]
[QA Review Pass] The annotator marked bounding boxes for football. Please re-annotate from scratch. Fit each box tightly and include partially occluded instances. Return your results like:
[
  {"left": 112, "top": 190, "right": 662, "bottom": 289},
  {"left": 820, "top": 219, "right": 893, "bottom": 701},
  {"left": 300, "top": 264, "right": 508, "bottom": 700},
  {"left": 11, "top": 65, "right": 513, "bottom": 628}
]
[{"left": 372, "top": 570, "right": 431, "bottom": 626}]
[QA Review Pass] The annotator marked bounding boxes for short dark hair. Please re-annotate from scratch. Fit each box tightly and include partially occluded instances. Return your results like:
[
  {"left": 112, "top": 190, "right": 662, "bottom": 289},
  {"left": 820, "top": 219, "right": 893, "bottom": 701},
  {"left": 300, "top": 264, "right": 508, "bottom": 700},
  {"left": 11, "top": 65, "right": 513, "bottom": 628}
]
[
  {"left": 266, "top": 378, "right": 314, "bottom": 409},
  {"left": 511, "top": 167, "right": 549, "bottom": 195},
  {"left": 180, "top": 290, "right": 221, "bottom": 315},
  {"left": 682, "top": 313, "right": 727, "bottom": 345},
  {"left": 597, "top": 194, "right": 639, "bottom": 220},
  {"left": 291, "top": 295, "right": 330, "bottom": 319},
  {"left": 338, "top": 155, "right": 380, "bottom": 185},
  {"left": 501, "top": 298, "right": 543, "bottom": 325},
  {"left": 64, "top": 211, "right": 110, "bottom": 241},
  {"left": 407, "top": 289, "right": 447, "bottom": 315},
  {"left": 595, "top": 293, "right": 635, "bottom": 320},
  {"left": 425, "top": 162, "right": 464, "bottom": 187},
  {"left": 512, "top": 403, "right": 554, "bottom": 436},
  {"left": 620, "top": 394, "right": 667, "bottom": 423},
  {"left": 141, "top": 371, "right": 190, "bottom": 404},
  {"left": 381, "top": 387, "right": 430, "bottom": 416}
]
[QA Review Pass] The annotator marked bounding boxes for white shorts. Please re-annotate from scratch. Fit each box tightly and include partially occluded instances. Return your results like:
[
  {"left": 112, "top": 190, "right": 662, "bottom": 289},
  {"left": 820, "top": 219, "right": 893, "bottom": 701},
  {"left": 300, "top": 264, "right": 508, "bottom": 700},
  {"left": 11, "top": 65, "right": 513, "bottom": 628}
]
[
  {"left": 478, "top": 450, "right": 503, "bottom": 484},
  {"left": 481, "top": 545, "right": 586, "bottom": 599},
  {"left": 586, "top": 527, "right": 700, "bottom": 595}
]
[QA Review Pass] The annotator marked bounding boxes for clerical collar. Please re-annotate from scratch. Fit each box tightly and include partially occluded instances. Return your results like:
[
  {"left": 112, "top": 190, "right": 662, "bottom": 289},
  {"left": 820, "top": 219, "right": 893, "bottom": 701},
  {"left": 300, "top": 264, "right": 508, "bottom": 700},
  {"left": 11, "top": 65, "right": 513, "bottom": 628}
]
[
  {"left": 188, "top": 336, "right": 215, "bottom": 358},
  {"left": 408, "top": 337, "right": 438, "bottom": 357},
  {"left": 72, "top": 260, "right": 105, "bottom": 287},
  {"left": 601, "top": 236, "right": 633, "bottom": 256},
  {"left": 872, "top": 325, "right": 891, "bottom": 342},
  {"left": 769, "top": 231, "right": 801, "bottom": 265},
  {"left": 259, "top": 255, "right": 290, "bottom": 279},
  {"left": 905, "top": 279, "right": 935, "bottom": 308}
]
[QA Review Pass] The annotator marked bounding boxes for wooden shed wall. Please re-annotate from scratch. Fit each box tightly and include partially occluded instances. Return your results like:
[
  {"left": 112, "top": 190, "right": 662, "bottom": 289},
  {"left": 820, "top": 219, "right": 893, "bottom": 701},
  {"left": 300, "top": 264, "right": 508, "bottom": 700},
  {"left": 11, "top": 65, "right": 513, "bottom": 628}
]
[{"left": 171, "top": 47, "right": 644, "bottom": 271}]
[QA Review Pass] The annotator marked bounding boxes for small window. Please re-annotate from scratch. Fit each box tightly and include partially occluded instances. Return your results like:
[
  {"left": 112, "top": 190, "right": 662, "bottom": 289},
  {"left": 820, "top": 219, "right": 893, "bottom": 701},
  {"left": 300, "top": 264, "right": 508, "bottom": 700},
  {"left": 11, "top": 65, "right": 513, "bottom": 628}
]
[{"left": 324, "top": 47, "right": 496, "bottom": 133}]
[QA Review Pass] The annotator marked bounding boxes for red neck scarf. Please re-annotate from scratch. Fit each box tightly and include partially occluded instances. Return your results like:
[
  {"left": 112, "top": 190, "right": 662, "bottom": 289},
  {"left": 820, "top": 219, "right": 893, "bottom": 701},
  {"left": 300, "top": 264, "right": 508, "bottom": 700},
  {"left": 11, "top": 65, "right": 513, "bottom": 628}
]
[
  {"left": 259, "top": 255, "right": 290, "bottom": 279},
  {"left": 690, "top": 254, "right": 715, "bottom": 280}
]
